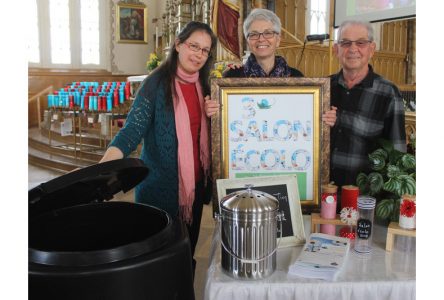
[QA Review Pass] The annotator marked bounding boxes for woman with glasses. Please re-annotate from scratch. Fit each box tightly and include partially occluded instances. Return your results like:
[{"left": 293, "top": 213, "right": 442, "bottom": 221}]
[
  {"left": 205, "top": 9, "right": 303, "bottom": 118},
  {"left": 205, "top": 8, "right": 336, "bottom": 127},
  {"left": 99, "top": 21, "right": 217, "bottom": 277},
  {"left": 226, "top": 8, "right": 303, "bottom": 78}
]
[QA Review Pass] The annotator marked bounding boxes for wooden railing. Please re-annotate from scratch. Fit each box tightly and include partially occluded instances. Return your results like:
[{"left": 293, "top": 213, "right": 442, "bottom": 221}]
[{"left": 29, "top": 85, "right": 53, "bottom": 128}]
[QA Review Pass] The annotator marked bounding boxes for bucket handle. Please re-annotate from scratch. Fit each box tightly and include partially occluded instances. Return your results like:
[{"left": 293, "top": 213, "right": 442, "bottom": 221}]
[{"left": 215, "top": 211, "right": 285, "bottom": 263}]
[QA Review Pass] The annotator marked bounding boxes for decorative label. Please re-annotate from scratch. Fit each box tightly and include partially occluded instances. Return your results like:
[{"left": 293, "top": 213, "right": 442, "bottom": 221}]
[
  {"left": 356, "top": 218, "right": 372, "bottom": 239},
  {"left": 325, "top": 195, "right": 335, "bottom": 204}
]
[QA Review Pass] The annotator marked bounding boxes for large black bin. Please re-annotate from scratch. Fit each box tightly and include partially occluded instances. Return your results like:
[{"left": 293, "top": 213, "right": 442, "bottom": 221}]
[{"left": 29, "top": 158, "right": 194, "bottom": 300}]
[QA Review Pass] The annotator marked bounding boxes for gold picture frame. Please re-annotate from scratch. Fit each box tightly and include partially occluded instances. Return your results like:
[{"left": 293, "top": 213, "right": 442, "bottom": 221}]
[
  {"left": 210, "top": 78, "right": 331, "bottom": 214},
  {"left": 216, "top": 175, "right": 306, "bottom": 247},
  {"left": 116, "top": 2, "right": 148, "bottom": 44}
]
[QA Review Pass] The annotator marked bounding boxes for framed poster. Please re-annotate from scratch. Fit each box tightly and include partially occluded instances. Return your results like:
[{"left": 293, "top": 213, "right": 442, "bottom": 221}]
[
  {"left": 216, "top": 175, "right": 306, "bottom": 247},
  {"left": 210, "top": 78, "right": 331, "bottom": 214},
  {"left": 116, "top": 2, "right": 148, "bottom": 44}
]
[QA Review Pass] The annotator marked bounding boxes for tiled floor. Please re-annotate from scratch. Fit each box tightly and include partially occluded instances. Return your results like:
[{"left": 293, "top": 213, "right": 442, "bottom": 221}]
[{"left": 28, "top": 164, "right": 215, "bottom": 300}]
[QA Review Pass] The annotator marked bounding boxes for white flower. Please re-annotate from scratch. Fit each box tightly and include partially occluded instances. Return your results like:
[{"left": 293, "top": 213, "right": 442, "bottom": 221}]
[{"left": 340, "top": 207, "right": 358, "bottom": 225}]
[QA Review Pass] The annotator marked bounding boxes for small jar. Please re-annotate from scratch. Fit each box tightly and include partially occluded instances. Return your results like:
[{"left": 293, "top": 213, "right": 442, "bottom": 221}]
[
  {"left": 354, "top": 196, "right": 376, "bottom": 253},
  {"left": 320, "top": 184, "right": 338, "bottom": 235},
  {"left": 399, "top": 194, "right": 416, "bottom": 230}
]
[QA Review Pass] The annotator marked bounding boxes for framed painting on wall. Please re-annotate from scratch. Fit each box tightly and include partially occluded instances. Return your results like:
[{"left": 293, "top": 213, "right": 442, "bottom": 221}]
[
  {"left": 116, "top": 2, "right": 148, "bottom": 44},
  {"left": 210, "top": 77, "right": 331, "bottom": 214}
]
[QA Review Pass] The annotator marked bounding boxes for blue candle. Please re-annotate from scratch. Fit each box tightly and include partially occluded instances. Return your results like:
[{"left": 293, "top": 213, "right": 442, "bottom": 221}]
[
  {"left": 47, "top": 94, "right": 53, "bottom": 107},
  {"left": 119, "top": 89, "right": 124, "bottom": 103}
]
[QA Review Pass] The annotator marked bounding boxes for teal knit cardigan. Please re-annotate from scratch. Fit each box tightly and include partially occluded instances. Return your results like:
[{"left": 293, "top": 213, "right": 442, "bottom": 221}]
[{"left": 109, "top": 72, "right": 179, "bottom": 216}]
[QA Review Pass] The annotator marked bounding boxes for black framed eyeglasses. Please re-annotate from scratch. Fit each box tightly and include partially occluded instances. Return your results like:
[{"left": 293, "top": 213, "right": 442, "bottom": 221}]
[
  {"left": 184, "top": 42, "right": 211, "bottom": 57},
  {"left": 247, "top": 30, "right": 277, "bottom": 40},
  {"left": 338, "top": 39, "right": 372, "bottom": 48}
]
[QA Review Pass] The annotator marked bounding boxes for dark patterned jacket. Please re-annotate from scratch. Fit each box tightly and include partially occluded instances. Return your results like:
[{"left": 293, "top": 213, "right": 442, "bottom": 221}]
[
  {"left": 330, "top": 65, "right": 406, "bottom": 187},
  {"left": 224, "top": 53, "right": 303, "bottom": 78}
]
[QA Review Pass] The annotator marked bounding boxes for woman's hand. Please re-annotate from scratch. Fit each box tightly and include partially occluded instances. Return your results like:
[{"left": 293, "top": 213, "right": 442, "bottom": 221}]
[
  {"left": 322, "top": 106, "right": 337, "bottom": 127},
  {"left": 204, "top": 95, "right": 220, "bottom": 118},
  {"left": 99, "top": 146, "right": 124, "bottom": 163},
  {"left": 225, "top": 62, "right": 242, "bottom": 72}
]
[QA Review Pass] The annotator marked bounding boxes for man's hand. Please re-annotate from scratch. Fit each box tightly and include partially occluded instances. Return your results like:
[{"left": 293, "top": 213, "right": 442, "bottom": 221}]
[{"left": 322, "top": 106, "right": 337, "bottom": 127}]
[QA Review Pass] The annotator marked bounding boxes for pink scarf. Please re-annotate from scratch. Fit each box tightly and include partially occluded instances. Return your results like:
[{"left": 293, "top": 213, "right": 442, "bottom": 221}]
[{"left": 173, "top": 66, "right": 210, "bottom": 224}]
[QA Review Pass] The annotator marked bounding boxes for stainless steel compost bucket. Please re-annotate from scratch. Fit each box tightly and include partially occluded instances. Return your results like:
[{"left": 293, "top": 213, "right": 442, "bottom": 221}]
[{"left": 216, "top": 184, "right": 285, "bottom": 279}]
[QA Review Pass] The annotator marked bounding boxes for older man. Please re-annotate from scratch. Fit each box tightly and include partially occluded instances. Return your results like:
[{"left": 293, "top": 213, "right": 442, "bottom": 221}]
[{"left": 330, "top": 20, "right": 406, "bottom": 188}]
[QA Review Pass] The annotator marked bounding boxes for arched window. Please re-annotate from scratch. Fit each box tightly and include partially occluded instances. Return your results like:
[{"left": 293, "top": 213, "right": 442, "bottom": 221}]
[
  {"left": 307, "top": 0, "right": 380, "bottom": 48},
  {"left": 28, "top": 0, "right": 109, "bottom": 70},
  {"left": 308, "top": 0, "right": 328, "bottom": 35}
]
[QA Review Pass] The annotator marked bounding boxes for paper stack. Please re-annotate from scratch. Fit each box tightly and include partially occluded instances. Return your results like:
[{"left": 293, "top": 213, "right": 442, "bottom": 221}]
[{"left": 288, "top": 233, "right": 350, "bottom": 281}]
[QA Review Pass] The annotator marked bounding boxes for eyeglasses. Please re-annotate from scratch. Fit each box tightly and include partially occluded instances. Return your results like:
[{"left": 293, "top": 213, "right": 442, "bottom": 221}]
[
  {"left": 338, "top": 39, "right": 372, "bottom": 48},
  {"left": 184, "top": 42, "right": 211, "bottom": 57},
  {"left": 247, "top": 30, "right": 277, "bottom": 40}
]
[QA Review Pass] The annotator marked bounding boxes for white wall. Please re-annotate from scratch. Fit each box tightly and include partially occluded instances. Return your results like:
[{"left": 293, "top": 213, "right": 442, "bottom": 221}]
[{"left": 112, "top": 0, "right": 166, "bottom": 75}]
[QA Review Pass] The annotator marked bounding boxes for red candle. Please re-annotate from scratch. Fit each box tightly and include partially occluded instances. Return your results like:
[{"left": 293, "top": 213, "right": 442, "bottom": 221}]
[
  {"left": 113, "top": 91, "right": 119, "bottom": 107},
  {"left": 341, "top": 185, "right": 359, "bottom": 209},
  {"left": 102, "top": 96, "right": 106, "bottom": 111},
  {"left": 84, "top": 95, "right": 90, "bottom": 110},
  {"left": 124, "top": 83, "right": 130, "bottom": 100}
]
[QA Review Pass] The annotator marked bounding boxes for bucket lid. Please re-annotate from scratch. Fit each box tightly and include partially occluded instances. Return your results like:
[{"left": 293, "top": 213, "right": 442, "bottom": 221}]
[
  {"left": 220, "top": 184, "right": 279, "bottom": 213},
  {"left": 28, "top": 158, "right": 148, "bottom": 218}
]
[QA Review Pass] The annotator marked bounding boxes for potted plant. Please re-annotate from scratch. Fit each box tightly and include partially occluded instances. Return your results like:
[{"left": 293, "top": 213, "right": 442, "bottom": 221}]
[
  {"left": 356, "top": 139, "right": 416, "bottom": 223},
  {"left": 146, "top": 52, "right": 161, "bottom": 73}
]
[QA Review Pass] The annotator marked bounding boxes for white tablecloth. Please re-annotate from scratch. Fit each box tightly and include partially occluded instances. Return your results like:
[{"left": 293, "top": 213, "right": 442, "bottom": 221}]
[{"left": 204, "top": 216, "right": 415, "bottom": 300}]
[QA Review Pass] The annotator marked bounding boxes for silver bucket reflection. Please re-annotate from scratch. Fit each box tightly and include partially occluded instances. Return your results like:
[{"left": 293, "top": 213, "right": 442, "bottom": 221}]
[{"left": 216, "top": 184, "right": 285, "bottom": 280}]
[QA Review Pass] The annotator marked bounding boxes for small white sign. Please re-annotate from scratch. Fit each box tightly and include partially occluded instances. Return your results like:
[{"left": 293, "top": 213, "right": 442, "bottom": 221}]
[{"left": 60, "top": 118, "right": 73, "bottom": 136}]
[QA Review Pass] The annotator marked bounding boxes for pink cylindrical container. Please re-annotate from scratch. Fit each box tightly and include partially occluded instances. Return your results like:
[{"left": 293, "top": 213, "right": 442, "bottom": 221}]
[{"left": 320, "top": 184, "right": 338, "bottom": 235}]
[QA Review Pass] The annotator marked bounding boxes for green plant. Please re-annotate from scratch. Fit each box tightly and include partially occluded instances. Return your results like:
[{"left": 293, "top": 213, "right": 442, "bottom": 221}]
[
  {"left": 146, "top": 52, "right": 161, "bottom": 72},
  {"left": 210, "top": 61, "right": 224, "bottom": 78},
  {"left": 356, "top": 139, "right": 416, "bottom": 222}
]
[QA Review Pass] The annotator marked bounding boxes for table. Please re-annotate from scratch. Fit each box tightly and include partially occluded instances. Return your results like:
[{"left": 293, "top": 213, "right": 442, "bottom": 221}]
[{"left": 204, "top": 216, "right": 415, "bottom": 300}]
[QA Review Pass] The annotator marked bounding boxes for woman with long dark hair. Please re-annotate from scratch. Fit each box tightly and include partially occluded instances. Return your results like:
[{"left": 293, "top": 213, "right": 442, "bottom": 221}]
[{"left": 99, "top": 21, "right": 217, "bottom": 275}]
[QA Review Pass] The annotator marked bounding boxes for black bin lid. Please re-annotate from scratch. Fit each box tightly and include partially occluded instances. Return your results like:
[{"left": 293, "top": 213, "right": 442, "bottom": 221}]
[{"left": 29, "top": 158, "right": 148, "bottom": 218}]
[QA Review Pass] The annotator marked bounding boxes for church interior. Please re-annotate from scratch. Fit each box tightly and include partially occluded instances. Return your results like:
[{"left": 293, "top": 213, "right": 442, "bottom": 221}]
[{"left": 18, "top": 0, "right": 428, "bottom": 299}]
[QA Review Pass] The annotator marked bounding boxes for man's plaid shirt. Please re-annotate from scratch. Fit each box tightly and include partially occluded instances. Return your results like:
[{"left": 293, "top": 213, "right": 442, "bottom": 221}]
[{"left": 330, "top": 65, "right": 406, "bottom": 188}]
